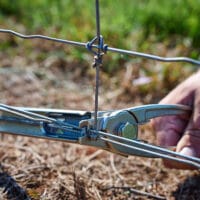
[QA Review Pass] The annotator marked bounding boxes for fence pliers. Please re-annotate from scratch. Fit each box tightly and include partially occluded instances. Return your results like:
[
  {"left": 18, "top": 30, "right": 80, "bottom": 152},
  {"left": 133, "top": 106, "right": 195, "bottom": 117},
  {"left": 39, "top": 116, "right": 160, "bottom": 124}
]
[{"left": 0, "top": 103, "right": 199, "bottom": 168}]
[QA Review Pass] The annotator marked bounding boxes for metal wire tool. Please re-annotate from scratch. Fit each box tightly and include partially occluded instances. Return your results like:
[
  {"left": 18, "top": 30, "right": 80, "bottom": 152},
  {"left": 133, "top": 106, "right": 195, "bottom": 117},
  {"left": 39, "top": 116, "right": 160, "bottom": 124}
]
[
  {"left": 0, "top": 104, "right": 199, "bottom": 169},
  {"left": 0, "top": 0, "right": 200, "bottom": 169}
]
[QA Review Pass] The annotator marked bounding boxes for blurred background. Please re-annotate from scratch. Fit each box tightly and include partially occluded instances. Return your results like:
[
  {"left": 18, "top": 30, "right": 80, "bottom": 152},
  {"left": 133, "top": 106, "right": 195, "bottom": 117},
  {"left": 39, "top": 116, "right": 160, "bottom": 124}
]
[
  {"left": 0, "top": 1, "right": 200, "bottom": 199},
  {"left": 0, "top": 0, "right": 199, "bottom": 109}
]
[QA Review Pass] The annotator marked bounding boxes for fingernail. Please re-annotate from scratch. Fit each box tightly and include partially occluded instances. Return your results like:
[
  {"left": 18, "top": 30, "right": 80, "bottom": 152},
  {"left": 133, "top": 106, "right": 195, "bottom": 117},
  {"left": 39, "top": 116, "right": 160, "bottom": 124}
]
[{"left": 180, "top": 146, "right": 197, "bottom": 157}]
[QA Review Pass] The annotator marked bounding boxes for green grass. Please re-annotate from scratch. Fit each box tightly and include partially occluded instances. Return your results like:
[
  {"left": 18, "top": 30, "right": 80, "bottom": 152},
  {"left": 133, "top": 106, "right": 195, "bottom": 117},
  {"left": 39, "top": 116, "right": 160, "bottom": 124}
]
[
  {"left": 0, "top": 0, "right": 200, "bottom": 75},
  {"left": 1, "top": 0, "right": 200, "bottom": 46}
]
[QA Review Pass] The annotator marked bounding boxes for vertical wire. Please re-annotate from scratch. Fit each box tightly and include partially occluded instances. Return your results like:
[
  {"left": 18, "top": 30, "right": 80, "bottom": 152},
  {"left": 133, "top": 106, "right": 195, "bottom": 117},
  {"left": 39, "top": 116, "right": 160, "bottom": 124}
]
[
  {"left": 95, "top": 0, "right": 101, "bottom": 39},
  {"left": 94, "top": 59, "right": 100, "bottom": 130},
  {"left": 94, "top": 0, "right": 101, "bottom": 130}
]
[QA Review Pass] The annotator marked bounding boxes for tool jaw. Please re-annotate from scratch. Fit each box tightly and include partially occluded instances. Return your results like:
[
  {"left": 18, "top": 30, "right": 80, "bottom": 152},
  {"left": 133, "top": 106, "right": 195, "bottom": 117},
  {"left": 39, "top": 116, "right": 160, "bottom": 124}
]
[
  {"left": 101, "top": 110, "right": 138, "bottom": 139},
  {"left": 79, "top": 104, "right": 191, "bottom": 143},
  {"left": 79, "top": 110, "right": 138, "bottom": 139}
]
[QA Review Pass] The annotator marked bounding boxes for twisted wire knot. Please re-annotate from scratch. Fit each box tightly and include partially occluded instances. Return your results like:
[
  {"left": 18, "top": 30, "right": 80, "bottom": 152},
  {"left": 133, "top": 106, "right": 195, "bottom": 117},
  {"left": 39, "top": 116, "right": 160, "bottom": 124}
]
[{"left": 86, "top": 35, "right": 108, "bottom": 68}]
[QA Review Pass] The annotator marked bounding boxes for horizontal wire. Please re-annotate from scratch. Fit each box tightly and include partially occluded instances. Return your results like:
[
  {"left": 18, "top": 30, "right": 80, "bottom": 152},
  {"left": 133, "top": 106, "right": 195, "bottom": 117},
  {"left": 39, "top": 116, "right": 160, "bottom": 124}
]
[
  {"left": 0, "top": 29, "right": 200, "bottom": 65},
  {"left": 0, "top": 29, "right": 86, "bottom": 47},
  {"left": 108, "top": 46, "right": 200, "bottom": 65}
]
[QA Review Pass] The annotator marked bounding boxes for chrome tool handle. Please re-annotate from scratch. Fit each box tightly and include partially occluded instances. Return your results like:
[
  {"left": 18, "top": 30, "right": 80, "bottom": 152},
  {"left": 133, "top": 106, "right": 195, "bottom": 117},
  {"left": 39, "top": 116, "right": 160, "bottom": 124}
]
[
  {"left": 94, "top": 104, "right": 191, "bottom": 140},
  {"left": 126, "top": 104, "right": 191, "bottom": 124}
]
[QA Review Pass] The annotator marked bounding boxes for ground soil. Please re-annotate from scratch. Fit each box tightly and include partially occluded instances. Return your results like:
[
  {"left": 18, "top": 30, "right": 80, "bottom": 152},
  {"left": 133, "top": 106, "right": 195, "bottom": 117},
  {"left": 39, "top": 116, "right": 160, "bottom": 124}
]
[{"left": 0, "top": 39, "right": 199, "bottom": 200}]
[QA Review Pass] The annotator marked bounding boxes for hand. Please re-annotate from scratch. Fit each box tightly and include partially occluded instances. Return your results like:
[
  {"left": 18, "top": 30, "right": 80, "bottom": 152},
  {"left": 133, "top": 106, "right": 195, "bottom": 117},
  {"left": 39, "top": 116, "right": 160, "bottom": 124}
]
[{"left": 152, "top": 71, "right": 200, "bottom": 169}]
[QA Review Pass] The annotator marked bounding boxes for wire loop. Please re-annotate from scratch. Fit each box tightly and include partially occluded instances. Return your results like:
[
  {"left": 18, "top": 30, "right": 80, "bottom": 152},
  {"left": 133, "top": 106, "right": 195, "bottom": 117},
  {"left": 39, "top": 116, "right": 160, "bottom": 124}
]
[{"left": 86, "top": 35, "right": 108, "bottom": 56}]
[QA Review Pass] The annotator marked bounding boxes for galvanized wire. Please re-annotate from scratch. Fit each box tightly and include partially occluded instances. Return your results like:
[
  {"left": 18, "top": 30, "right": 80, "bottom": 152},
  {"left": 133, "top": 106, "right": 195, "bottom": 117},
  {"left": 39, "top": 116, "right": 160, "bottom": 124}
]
[
  {"left": 94, "top": 0, "right": 101, "bottom": 130},
  {"left": 0, "top": 28, "right": 199, "bottom": 65}
]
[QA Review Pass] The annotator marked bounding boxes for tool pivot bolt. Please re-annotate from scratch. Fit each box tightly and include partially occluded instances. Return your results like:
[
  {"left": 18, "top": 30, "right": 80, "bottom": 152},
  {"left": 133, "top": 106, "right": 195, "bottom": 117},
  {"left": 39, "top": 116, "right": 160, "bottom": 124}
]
[{"left": 120, "top": 122, "right": 137, "bottom": 139}]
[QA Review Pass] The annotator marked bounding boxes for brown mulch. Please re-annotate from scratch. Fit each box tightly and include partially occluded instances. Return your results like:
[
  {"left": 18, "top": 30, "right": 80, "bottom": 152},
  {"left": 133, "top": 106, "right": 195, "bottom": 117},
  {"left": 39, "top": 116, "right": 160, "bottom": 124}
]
[{"left": 0, "top": 135, "right": 199, "bottom": 200}]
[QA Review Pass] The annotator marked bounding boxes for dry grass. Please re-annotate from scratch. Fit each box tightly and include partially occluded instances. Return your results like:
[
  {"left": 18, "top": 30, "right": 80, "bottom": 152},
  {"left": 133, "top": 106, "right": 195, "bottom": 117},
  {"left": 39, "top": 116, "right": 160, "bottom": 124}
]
[{"left": 0, "top": 135, "right": 199, "bottom": 200}]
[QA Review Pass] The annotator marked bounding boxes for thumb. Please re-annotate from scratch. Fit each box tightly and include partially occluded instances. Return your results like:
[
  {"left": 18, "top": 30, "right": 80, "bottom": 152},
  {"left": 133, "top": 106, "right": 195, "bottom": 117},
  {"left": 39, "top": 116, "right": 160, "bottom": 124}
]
[
  {"left": 164, "top": 89, "right": 200, "bottom": 169},
  {"left": 164, "top": 114, "right": 200, "bottom": 169},
  {"left": 176, "top": 118, "right": 200, "bottom": 159},
  {"left": 171, "top": 117, "right": 200, "bottom": 169},
  {"left": 176, "top": 89, "right": 200, "bottom": 158}
]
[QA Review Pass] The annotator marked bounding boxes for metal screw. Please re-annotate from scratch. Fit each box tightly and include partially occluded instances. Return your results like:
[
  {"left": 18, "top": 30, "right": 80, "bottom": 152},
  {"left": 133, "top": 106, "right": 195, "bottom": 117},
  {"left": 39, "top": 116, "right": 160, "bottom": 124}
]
[{"left": 120, "top": 122, "right": 137, "bottom": 139}]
